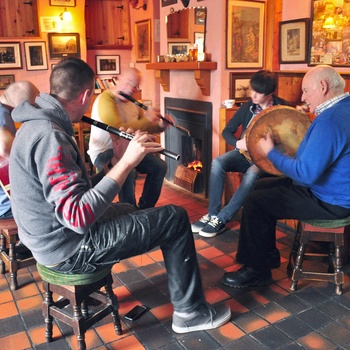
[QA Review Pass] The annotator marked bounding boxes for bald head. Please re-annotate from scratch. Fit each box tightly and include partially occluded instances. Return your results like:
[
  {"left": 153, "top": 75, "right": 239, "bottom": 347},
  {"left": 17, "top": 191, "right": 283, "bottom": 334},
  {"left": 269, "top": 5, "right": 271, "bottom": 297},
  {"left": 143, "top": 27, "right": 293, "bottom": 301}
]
[{"left": 0, "top": 81, "right": 39, "bottom": 108}]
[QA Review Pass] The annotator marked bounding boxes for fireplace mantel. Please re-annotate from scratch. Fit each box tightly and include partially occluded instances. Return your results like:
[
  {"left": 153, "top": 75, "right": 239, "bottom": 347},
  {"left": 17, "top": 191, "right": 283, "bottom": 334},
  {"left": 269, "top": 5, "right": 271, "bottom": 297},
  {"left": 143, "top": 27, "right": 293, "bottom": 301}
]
[{"left": 146, "top": 62, "right": 217, "bottom": 96}]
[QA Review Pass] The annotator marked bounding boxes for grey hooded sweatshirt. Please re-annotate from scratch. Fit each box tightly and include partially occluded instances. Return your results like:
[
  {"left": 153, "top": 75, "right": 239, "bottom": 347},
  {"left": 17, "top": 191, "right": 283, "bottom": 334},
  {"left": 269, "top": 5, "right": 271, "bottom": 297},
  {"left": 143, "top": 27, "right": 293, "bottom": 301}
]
[{"left": 10, "top": 93, "right": 120, "bottom": 266}]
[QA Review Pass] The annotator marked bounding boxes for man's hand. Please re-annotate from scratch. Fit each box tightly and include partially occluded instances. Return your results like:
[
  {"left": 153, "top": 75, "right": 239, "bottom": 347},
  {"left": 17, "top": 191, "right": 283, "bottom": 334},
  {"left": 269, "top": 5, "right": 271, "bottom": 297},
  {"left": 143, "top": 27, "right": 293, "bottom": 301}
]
[
  {"left": 257, "top": 133, "right": 275, "bottom": 156},
  {"left": 110, "top": 127, "right": 134, "bottom": 161},
  {"left": 236, "top": 138, "right": 247, "bottom": 151}
]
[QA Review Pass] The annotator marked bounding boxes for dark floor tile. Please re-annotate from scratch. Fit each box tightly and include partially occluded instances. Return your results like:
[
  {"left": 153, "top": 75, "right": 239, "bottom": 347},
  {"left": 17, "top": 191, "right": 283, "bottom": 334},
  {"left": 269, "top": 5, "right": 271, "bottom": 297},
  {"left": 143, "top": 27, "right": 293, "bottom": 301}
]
[
  {"left": 296, "top": 308, "right": 332, "bottom": 330},
  {"left": 135, "top": 324, "right": 175, "bottom": 349},
  {"left": 224, "top": 335, "right": 265, "bottom": 349},
  {"left": 316, "top": 299, "right": 350, "bottom": 320},
  {"left": 275, "top": 293, "right": 311, "bottom": 314},
  {"left": 275, "top": 316, "right": 313, "bottom": 340},
  {"left": 177, "top": 331, "right": 221, "bottom": 350},
  {"left": 0, "top": 315, "right": 25, "bottom": 337},
  {"left": 22, "top": 309, "right": 45, "bottom": 330},
  {"left": 252, "top": 326, "right": 293, "bottom": 349},
  {"left": 318, "top": 322, "right": 350, "bottom": 346},
  {"left": 293, "top": 286, "right": 332, "bottom": 306}
]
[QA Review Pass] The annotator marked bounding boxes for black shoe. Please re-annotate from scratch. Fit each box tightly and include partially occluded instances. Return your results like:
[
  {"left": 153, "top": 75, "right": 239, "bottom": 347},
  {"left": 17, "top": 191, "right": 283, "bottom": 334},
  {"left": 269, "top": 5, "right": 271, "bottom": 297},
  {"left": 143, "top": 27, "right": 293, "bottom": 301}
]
[
  {"left": 235, "top": 249, "right": 281, "bottom": 269},
  {"left": 222, "top": 266, "right": 272, "bottom": 288}
]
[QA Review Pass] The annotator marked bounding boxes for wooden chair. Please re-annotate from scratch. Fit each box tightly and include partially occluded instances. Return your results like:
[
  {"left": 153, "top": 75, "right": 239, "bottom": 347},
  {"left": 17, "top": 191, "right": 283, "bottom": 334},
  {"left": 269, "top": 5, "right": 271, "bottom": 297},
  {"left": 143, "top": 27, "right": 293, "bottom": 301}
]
[
  {"left": 0, "top": 217, "right": 36, "bottom": 290},
  {"left": 289, "top": 217, "right": 350, "bottom": 295},
  {"left": 36, "top": 263, "right": 122, "bottom": 350}
]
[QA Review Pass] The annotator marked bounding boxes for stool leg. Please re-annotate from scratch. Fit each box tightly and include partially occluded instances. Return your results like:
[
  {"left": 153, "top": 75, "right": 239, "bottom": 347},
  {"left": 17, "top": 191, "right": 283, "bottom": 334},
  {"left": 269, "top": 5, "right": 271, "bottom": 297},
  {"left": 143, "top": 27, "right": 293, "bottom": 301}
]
[
  {"left": 334, "top": 243, "right": 344, "bottom": 296},
  {"left": 287, "top": 225, "right": 302, "bottom": 276},
  {"left": 81, "top": 300, "right": 89, "bottom": 318},
  {"left": 0, "top": 233, "right": 5, "bottom": 274},
  {"left": 72, "top": 304, "right": 87, "bottom": 350},
  {"left": 105, "top": 276, "right": 122, "bottom": 335},
  {"left": 290, "top": 240, "right": 306, "bottom": 292},
  {"left": 42, "top": 283, "right": 54, "bottom": 343},
  {"left": 8, "top": 241, "right": 18, "bottom": 291}
]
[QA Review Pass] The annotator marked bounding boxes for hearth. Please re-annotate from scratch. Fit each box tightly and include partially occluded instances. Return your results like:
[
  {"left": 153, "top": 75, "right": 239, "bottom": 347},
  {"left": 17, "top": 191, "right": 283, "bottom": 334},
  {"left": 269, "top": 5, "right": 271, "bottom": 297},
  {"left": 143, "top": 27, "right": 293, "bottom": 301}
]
[{"left": 164, "top": 98, "right": 212, "bottom": 197}]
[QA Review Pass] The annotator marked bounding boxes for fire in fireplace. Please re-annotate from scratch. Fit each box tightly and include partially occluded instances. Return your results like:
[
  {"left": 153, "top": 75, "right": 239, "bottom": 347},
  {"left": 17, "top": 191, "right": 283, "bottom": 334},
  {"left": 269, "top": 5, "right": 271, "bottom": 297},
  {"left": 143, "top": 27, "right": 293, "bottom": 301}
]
[{"left": 164, "top": 98, "right": 212, "bottom": 197}]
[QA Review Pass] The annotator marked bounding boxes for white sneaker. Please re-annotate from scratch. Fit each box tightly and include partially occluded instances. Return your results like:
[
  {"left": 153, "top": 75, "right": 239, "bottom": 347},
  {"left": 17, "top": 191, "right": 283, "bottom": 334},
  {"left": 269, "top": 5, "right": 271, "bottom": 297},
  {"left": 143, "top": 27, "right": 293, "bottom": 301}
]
[{"left": 191, "top": 214, "right": 211, "bottom": 233}]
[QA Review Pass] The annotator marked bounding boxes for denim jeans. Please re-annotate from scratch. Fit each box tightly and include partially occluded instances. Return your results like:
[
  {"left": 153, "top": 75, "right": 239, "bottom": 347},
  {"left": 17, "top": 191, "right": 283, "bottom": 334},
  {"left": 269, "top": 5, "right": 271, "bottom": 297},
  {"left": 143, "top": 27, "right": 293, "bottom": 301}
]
[
  {"left": 208, "top": 149, "right": 252, "bottom": 219},
  {"left": 94, "top": 150, "right": 167, "bottom": 209},
  {"left": 217, "top": 164, "right": 263, "bottom": 223},
  {"left": 50, "top": 203, "right": 205, "bottom": 313}
]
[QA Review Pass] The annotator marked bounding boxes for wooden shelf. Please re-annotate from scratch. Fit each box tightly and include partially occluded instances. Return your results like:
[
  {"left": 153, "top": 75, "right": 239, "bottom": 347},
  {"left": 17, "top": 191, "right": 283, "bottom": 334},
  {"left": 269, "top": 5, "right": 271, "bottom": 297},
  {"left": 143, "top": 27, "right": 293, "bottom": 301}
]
[{"left": 146, "top": 62, "right": 217, "bottom": 96}]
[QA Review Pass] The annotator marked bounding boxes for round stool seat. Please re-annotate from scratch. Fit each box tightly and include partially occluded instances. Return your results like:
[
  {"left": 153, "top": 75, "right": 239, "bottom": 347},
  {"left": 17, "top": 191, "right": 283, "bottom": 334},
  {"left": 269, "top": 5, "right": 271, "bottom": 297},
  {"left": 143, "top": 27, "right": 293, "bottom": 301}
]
[
  {"left": 303, "top": 216, "right": 350, "bottom": 229},
  {"left": 37, "top": 263, "right": 111, "bottom": 286}
]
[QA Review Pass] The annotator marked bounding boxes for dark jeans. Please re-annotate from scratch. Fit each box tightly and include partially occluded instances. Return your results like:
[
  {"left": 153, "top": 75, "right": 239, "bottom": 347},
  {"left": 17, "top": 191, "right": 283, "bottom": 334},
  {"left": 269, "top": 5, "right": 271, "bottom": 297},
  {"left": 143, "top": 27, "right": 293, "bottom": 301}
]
[
  {"left": 238, "top": 177, "right": 350, "bottom": 276},
  {"left": 50, "top": 203, "right": 205, "bottom": 313}
]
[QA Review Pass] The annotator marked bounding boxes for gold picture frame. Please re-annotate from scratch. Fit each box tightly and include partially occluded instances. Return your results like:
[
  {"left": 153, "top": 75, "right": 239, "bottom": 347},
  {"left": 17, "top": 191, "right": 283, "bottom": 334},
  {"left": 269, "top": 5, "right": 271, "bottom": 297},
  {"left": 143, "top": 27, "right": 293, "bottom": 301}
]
[
  {"left": 226, "top": 0, "right": 265, "bottom": 69},
  {"left": 135, "top": 19, "right": 151, "bottom": 63}
]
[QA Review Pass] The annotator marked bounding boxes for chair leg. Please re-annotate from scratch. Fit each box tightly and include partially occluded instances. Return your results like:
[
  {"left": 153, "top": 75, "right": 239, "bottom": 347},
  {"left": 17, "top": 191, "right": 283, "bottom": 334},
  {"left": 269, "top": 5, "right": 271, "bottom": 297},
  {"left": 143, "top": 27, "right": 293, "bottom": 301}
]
[
  {"left": 334, "top": 243, "right": 344, "bottom": 296},
  {"left": 8, "top": 241, "right": 18, "bottom": 291},
  {"left": 288, "top": 225, "right": 302, "bottom": 276},
  {"left": 0, "top": 233, "right": 5, "bottom": 275},
  {"left": 42, "top": 283, "right": 54, "bottom": 343},
  {"left": 81, "top": 300, "right": 89, "bottom": 318},
  {"left": 290, "top": 240, "right": 306, "bottom": 292},
  {"left": 105, "top": 275, "right": 122, "bottom": 335},
  {"left": 72, "top": 303, "right": 86, "bottom": 350}
]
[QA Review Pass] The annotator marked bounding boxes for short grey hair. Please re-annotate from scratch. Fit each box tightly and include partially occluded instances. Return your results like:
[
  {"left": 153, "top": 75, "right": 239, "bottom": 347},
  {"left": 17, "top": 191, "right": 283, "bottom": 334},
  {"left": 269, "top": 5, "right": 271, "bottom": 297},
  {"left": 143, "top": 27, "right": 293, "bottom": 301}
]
[
  {"left": 309, "top": 65, "right": 345, "bottom": 93},
  {"left": 0, "top": 81, "right": 39, "bottom": 107}
]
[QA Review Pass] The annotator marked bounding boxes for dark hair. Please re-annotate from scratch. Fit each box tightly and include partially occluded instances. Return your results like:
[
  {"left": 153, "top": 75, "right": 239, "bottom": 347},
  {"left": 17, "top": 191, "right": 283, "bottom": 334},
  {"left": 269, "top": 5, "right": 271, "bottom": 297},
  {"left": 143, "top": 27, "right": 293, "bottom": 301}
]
[
  {"left": 50, "top": 57, "right": 95, "bottom": 100},
  {"left": 250, "top": 70, "right": 277, "bottom": 95}
]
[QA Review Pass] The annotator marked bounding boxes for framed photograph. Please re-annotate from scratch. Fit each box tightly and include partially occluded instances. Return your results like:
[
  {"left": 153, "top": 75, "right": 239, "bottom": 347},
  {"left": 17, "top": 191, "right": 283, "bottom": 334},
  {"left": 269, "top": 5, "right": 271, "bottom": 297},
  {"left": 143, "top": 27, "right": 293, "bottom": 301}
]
[
  {"left": 0, "top": 75, "right": 15, "bottom": 90},
  {"left": 96, "top": 55, "right": 120, "bottom": 75},
  {"left": 309, "top": 0, "right": 350, "bottom": 67},
  {"left": 24, "top": 42, "right": 48, "bottom": 71},
  {"left": 226, "top": 0, "right": 265, "bottom": 69},
  {"left": 194, "top": 32, "right": 205, "bottom": 44},
  {"left": 279, "top": 18, "right": 309, "bottom": 64},
  {"left": 48, "top": 33, "right": 80, "bottom": 59},
  {"left": 229, "top": 73, "right": 252, "bottom": 103},
  {"left": 162, "top": 0, "right": 177, "bottom": 6},
  {"left": 168, "top": 43, "right": 190, "bottom": 55},
  {"left": 195, "top": 8, "right": 206, "bottom": 25},
  {"left": 135, "top": 19, "right": 151, "bottom": 63},
  {"left": 49, "top": 0, "right": 76, "bottom": 7},
  {"left": 40, "top": 16, "right": 62, "bottom": 33},
  {"left": 0, "top": 42, "right": 22, "bottom": 70}
]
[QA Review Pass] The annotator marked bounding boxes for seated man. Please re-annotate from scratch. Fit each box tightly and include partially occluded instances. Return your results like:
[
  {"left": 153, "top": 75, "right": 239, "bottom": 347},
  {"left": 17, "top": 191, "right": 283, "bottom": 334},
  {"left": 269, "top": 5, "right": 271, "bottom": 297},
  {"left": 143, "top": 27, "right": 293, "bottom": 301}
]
[
  {"left": 10, "top": 57, "right": 231, "bottom": 333},
  {"left": 192, "top": 71, "right": 289, "bottom": 255},
  {"left": 222, "top": 65, "right": 350, "bottom": 288},
  {"left": 0, "top": 81, "right": 39, "bottom": 219},
  {"left": 88, "top": 68, "right": 169, "bottom": 209}
]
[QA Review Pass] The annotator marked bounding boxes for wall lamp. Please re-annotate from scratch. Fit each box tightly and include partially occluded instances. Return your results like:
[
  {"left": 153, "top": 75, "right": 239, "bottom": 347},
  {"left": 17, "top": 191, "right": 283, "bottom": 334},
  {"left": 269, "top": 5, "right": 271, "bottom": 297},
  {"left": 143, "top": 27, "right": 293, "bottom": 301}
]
[
  {"left": 129, "top": 0, "right": 147, "bottom": 10},
  {"left": 60, "top": 8, "right": 72, "bottom": 21}
]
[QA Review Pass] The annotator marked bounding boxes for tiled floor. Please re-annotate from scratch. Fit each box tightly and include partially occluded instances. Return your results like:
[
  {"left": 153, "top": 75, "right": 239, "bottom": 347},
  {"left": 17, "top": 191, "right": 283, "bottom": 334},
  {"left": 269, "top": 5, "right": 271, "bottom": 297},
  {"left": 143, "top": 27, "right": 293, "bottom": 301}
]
[{"left": 1, "top": 177, "right": 350, "bottom": 349}]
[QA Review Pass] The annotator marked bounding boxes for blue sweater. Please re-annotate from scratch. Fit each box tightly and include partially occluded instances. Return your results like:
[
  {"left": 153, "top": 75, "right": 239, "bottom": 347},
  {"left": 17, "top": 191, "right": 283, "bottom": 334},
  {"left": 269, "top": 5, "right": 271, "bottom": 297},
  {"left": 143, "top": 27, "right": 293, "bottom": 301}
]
[{"left": 268, "top": 96, "right": 350, "bottom": 208}]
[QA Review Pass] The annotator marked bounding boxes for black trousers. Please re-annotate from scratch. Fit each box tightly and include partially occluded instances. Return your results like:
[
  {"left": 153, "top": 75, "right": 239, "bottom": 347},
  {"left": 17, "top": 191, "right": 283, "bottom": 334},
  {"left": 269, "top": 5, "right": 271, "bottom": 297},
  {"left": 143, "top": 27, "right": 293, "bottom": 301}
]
[{"left": 237, "top": 177, "right": 350, "bottom": 276}]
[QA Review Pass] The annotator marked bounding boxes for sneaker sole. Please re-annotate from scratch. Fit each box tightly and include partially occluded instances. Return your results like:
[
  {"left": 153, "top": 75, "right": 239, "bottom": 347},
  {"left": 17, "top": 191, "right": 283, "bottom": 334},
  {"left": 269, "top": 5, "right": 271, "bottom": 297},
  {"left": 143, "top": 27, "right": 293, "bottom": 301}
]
[
  {"left": 171, "top": 308, "right": 231, "bottom": 334},
  {"left": 222, "top": 277, "right": 273, "bottom": 288},
  {"left": 191, "top": 224, "right": 207, "bottom": 233},
  {"left": 199, "top": 226, "right": 226, "bottom": 238}
]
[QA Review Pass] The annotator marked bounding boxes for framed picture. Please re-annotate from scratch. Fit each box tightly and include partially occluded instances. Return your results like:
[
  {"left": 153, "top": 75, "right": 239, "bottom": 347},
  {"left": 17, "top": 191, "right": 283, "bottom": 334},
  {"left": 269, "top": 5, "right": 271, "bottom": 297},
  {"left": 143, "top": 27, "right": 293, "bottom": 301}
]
[
  {"left": 24, "top": 42, "right": 48, "bottom": 71},
  {"left": 226, "top": 0, "right": 265, "bottom": 69},
  {"left": 96, "top": 55, "right": 120, "bottom": 75},
  {"left": 194, "top": 32, "right": 205, "bottom": 44},
  {"left": 168, "top": 43, "right": 190, "bottom": 55},
  {"left": 229, "top": 73, "right": 252, "bottom": 103},
  {"left": 309, "top": 0, "right": 350, "bottom": 67},
  {"left": 48, "top": 33, "right": 80, "bottom": 59},
  {"left": 279, "top": 18, "right": 309, "bottom": 64},
  {"left": 162, "top": 0, "right": 177, "bottom": 6},
  {"left": 0, "top": 42, "right": 22, "bottom": 70},
  {"left": 49, "top": 0, "right": 76, "bottom": 7},
  {"left": 195, "top": 8, "right": 206, "bottom": 25},
  {"left": 135, "top": 19, "right": 151, "bottom": 63},
  {"left": 40, "top": 16, "right": 62, "bottom": 33},
  {"left": 0, "top": 75, "right": 15, "bottom": 90}
]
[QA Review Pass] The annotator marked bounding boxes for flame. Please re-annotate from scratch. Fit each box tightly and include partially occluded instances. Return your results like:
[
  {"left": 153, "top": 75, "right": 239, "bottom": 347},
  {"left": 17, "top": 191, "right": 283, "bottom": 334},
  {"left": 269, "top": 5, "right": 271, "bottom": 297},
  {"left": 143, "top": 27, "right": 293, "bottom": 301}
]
[{"left": 187, "top": 160, "right": 202, "bottom": 172}]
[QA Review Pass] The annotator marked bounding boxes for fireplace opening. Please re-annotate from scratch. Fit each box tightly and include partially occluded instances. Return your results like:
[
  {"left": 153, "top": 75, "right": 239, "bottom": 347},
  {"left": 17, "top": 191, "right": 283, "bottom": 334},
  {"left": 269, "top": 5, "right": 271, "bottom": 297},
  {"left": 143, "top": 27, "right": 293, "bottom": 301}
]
[{"left": 164, "top": 98, "right": 212, "bottom": 197}]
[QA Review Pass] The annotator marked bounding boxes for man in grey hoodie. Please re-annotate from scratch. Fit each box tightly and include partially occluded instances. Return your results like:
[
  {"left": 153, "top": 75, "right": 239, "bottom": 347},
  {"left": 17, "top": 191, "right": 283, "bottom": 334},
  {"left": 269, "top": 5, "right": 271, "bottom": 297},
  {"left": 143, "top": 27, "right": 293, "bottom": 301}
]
[{"left": 9, "top": 57, "right": 230, "bottom": 334}]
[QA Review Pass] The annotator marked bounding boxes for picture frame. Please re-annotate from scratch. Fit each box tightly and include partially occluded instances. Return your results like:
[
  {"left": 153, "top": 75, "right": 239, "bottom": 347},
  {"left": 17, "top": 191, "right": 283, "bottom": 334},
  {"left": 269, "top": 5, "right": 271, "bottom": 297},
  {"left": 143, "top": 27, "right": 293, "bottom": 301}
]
[
  {"left": 135, "top": 19, "right": 151, "bottom": 63},
  {"left": 195, "top": 8, "right": 206, "bottom": 25},
  {"left": 0, "top": 42, "right": 22, "bottom": 70},
  {"left": 229, "top": 73, "right": 252, "bottom": 103},
  {"left": 96, "top": 55, "right": 120, "bottom": 75},
  {"left": 226, "top": 0, "right": 265, "bottom": 69},
  {"left": 279, "top": 18, "right": 309, "bottom": 64},
  {"left": 0, "top": 75, "right": 15, "bottom": 90},
  {"left": 24, "top": 42, "right": 48, "bottom": 71},
  {"left": 194, "top": 32, "right": 205, "bottom": 44},
  {"left": 168, "top": 43, "right": 190, "bottom": 55},
  {"left": 48, "top": 33, "right": 80, "bottom": 60},
  {"left": 49, "top": 0, "right": 76, "bottom": 7},
  {"left": 40, "top": 16, "right": 62, "bottom": 33},
  {"left": 309, "top": 0, "right": 350, "bottom": 67},
  {"left": 162, "top": 0, "right": 177, "bottom": 6}
]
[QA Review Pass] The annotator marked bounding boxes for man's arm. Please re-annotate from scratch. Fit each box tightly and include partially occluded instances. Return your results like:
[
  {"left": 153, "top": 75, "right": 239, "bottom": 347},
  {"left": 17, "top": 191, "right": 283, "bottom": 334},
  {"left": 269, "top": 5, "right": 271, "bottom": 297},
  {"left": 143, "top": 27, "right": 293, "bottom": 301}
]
[{"left": 0, "top": 127, "right": 15, "bottom": 159}]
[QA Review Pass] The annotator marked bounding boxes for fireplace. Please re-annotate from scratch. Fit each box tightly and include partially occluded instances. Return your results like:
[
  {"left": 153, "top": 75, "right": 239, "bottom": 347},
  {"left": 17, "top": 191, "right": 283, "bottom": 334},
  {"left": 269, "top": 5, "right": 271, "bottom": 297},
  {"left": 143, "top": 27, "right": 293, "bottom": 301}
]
[{"left": 164, "top": 98, "right": 212, "bottom": 197}]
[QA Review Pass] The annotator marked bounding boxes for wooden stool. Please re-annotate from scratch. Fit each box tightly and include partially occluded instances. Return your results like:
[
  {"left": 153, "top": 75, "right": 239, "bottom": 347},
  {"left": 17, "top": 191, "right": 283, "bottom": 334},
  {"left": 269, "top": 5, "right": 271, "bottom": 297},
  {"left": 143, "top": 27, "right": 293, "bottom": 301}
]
[
  {"left": 289, "top": 217, "right": 350, "bottom": 295},
  {"left": 37, "top": 263, "right": 122, "bottom": 350},
  {"left": 0, "top": 218, "right": 36, "bottom": 290}
]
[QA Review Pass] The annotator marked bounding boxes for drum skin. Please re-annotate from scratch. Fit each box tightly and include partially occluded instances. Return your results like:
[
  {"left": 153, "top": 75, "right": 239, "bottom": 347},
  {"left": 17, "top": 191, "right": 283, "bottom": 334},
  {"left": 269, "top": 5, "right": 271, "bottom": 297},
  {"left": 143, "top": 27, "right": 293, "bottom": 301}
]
[{"left": 246, "top": 105, "right": 311, "bottom": 175}]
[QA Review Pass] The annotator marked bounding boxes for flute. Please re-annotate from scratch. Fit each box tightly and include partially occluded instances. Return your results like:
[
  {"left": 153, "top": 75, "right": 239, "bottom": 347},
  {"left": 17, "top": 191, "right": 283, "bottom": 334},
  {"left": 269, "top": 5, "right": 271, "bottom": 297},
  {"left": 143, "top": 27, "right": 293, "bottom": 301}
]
[
  {"left": 118, "top": 91, "right": 191, "bottom": 136},
  {"left": 81, "top": 116, "right": 180, "bottom": 161}
]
